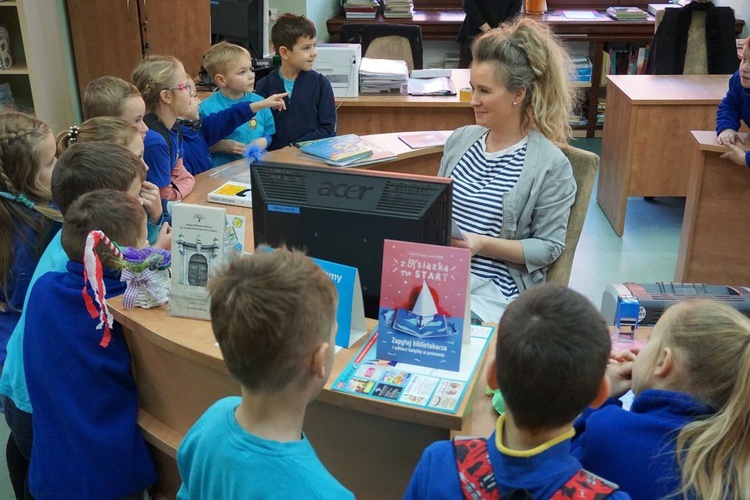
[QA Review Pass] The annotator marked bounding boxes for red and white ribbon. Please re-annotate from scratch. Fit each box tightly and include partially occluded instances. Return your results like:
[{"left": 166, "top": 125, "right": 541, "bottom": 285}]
[{"left": 82, "top": 230, "right": 123, "bottom": 348}]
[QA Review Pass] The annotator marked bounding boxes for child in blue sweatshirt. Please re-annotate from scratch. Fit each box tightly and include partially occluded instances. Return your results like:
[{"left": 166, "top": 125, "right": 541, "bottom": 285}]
[
  {"left": 716, "top": 35, "right": 750, "bottom": 167},
  {"left": 405, "top": 284, "right": 630, "bottom": 499},
  {"left": 24, "top": 189, "right": 157, "bottom": 499},
  {"left": 572, "top": 300, "right": 750, "bottom": 500}
]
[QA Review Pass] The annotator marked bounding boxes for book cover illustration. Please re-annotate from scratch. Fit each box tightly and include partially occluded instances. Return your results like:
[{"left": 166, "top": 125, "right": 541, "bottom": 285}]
[
  {"left": 298, "top": 134, "right": 373, "bottom": 163},
  {"left": 397, "top": 131, "right": 448, "bottom": 150},
  {"left": 207, "top": 181, "right": 252, "bottom": 208},
  {"left": 326, "top": 138, "right": 397, "bottom": 167},
  {"left": 224, "top": 215, "right": 246, "bottom": 264},
  {"left": 169, "top": 203, "right": 226, "bottom": 320},
  {"left": 332, "top": 325, "right": 494, "bottom": 414},
  {"left": 377, "top": 240, "right": 471, "bottom": 371}
]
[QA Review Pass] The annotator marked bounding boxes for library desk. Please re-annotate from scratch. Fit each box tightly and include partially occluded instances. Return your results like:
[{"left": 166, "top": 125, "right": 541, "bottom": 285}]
[
  {"left": 597, "top": 74, "right": 732, "bottom": 236},
  {"left": 111, "top": 137, "right": 497, "bottom": 499},
  {"left": 675, "top": 131, "right": 750, "bottom": 285}
]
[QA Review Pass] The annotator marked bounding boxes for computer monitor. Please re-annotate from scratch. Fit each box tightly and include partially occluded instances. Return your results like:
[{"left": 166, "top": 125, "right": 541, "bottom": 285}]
[
  {"left": 251, "top": 161, "right": 453, "bottom": 318},
  {"left": 210, "top": 0, "right": 267, "bottom": 58}
]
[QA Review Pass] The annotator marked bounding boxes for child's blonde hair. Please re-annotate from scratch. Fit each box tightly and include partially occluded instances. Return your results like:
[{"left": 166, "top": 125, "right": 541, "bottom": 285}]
[
  {"left": 203, "top": 41, "right": 251, "bottom": 80},
  {"left": 82, "top": 76, "right": 141, "bottom": 120},
  {"left": 472, "top": 17, "right": 579, "bottom": 145},
  {"left": 131, "top": 55, "right": 185, "bottom": 112},
  {"left": 0, "top": 112, "right": 61, "bottom": 311},
  {"left": 56, "top": 117, "right": 140, "bottom": 155},
  {"left": 655, "top": 300, "right": 750, "bottom": 500}
]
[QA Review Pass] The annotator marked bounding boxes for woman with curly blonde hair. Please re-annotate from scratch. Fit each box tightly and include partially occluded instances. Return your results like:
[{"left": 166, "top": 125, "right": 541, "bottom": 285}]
[{"left": 439, "top": 17, "right": 579, "bottom": 323}]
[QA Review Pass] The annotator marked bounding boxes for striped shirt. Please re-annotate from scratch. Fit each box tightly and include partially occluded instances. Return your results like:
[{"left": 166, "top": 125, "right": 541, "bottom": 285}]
[{"left": 451, "top": 134, "right": 527, "bottom": 299}]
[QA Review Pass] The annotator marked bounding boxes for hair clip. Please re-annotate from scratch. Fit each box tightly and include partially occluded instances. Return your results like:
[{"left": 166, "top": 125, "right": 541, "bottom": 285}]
[
  {"left": 68, "top": 125, "right": 80, "bottom": 144},
  {"left": 0, "top": 191, "right": 35, "bottom": 209}
]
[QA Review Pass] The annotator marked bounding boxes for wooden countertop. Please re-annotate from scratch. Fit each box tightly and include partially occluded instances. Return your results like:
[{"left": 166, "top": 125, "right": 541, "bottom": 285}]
[
  {"left": 691, "top": 130, "right": 750, "bottom": 153},
  {"left": 606, "top": 74, "right": 732, "bottom": 105}
]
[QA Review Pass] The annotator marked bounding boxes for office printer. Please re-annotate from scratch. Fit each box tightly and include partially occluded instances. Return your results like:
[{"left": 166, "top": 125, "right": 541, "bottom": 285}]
[
  {"left": 602, "top": 282, "right": 750, "bottom": 326},
  {"left": 313, "top": 43, "right": 361, "bottom": 98}
]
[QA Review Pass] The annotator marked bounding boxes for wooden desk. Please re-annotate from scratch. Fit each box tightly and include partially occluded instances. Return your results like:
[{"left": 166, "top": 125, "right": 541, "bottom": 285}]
[
  {"left": 597, "top": 74, "right": 732, "bottom": 236},
  {"left": 113, "top": 133, "right": 495, "bottom": 499},
  {"left": 336, "top": 70, "right": 474, "bottom": 136},
  {"left": 675, "top": 131, "right": 750, "bottom": 285}
]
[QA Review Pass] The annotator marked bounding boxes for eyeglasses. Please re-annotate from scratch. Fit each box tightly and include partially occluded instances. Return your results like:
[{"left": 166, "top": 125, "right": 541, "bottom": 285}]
[{"left": 166, "top": 82, "right": 197, "bottom": 99}]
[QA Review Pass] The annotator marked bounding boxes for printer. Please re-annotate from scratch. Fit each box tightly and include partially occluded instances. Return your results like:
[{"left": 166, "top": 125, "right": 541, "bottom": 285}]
[
  {"left": 313, "top": 43, "right": 361, "bottom": 98},
  {"left": 602, "top": 282, "right": 750, "bottom": 327}
]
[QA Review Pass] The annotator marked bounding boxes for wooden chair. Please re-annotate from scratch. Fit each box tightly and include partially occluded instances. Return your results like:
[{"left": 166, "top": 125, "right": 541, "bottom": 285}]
[
  {"left": 546, "top": 145, "right": 600, "bottom": 286},
  {"left": 339, "top": 24, "right": 423, "bottom": 72}
]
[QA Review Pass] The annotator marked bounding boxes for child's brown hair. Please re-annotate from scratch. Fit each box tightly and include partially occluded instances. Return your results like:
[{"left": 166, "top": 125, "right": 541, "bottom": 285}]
[
  {"left": 271, "top": 14, "right": 316, "bottom": 53},
  {"left": 209, "top": 248, "right": 337, "bottom": 391},
  {"left": 61, "top": 189, "right": 146, "bottom": 267},
  {"left": 82, "top": 76, "right": 141, "bottom": 120},
  {"left": 51, "top": 142, "right": 145, "bottom": 216}
]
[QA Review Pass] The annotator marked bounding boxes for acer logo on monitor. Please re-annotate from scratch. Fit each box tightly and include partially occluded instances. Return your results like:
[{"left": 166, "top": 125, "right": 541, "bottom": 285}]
[{"left": 316, "top": 182, "right": 374, "bottom": 200}]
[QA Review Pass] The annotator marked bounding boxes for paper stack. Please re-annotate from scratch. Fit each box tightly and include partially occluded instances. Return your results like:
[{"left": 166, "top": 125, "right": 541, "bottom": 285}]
[
  {"left": 383, "top": 0, "right": 414, "bottom": 19},
  {"left": 606, "top": 6, "right": 648, "bottom": 20},
  {"left": 344, "top": 0, "right": 379, "bottom": 19},
  {"left": 359, "top": 57, "right": 409, "bottom": 94}
]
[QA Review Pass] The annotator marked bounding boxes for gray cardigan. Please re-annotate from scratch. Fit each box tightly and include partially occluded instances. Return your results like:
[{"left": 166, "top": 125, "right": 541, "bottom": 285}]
[{"left": 439, "top": 125, "right": 576, "bottom": 292}]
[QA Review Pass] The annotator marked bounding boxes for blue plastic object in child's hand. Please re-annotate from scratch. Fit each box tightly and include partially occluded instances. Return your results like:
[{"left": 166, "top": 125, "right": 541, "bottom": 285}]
[{"left": 244, "top": 143, "right": 266, "bottom": 165}]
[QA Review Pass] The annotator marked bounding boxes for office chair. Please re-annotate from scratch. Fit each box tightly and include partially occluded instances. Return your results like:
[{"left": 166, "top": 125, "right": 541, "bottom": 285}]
[
  {"left": 546, "top": 145, "right": 600, "bottom": 286},
  {"left": 646, "top": 1, "right": 738, "bottom": 75},
  {"left": 339, "top": 24, "right": 423, "bottom": 72}
]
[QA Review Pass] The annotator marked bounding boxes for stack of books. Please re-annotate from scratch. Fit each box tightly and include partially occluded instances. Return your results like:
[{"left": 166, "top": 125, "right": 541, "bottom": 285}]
[
  {"left": 383, "top": 0, "right": 414, "bottom": 19},
  {"left": 343, "top": 0, "right": 379, "bottom": 19},
  {"left": 606, "top": 6, "right": 648, "bottom": 20},
  {"left": 298, "top": 134, "right": 397, "bottom": 167},
  {"left": 359, "top": 57, "right": 409, "bottom": 94}
]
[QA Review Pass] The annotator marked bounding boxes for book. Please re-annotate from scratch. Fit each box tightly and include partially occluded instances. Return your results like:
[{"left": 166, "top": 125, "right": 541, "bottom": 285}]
[
  {"left": 376, "top": 240, "right": 471, "bottom": 371},
  {"left": 606, "top": 6, "right": 648, "bottom": 20},
  {"left": 169, "top": 203, "right": 226, "bottom": 320},
  {"left": 397, "top": 131, "right": 448, "bottom": 149},
  {"left": 207, "top": 181, "right": 252, "bottom": 208},
  {"left": 329, "top": 138, "right": 397, "bottom": 167},
  {"left": 331, "top": 325, "right": 494, "bottom": 414},
  {"left": 298, "top": 134, "right": 373, "bottom": 163}
]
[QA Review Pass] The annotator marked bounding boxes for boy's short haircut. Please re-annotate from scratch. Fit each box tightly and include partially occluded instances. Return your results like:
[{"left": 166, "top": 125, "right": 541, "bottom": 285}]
[
  {"left": 82, "top": 76, "right": 141, "bottom": 120},
  {"left": 203, "top": 41, "right": 251, "bottom": 79},
  {"left": 271, "top": 13, "right": 316, "bottom": 53},
  {"left": 51, "top": 142, "right": 146, "bottom": 216},
  {"left": 496, "top": 283, "right": 611, "bottom": 431},
  {"left": 209, "top": 248, "right": 337, "bottom": 391},
  {"left": 61, "top": 189, "right": 146, "bottom": 266}
]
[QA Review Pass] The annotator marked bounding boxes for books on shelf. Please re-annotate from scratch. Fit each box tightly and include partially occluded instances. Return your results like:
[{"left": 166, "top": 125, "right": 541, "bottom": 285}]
[
  {"left": 207, "top": 181, "right": 252, "bottom": 208},
  {"left": 397, "top": 131, "right": 448, "bottom": 149},
  {"left": 606, "top": 6, "right": 648, "bottom": 20},
  {"left": 382, "top": 0, "right": 414, "bottom": 19}
]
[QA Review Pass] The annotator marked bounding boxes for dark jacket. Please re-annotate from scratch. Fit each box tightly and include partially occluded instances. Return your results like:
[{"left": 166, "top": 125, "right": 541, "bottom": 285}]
[{"left": 457, "top": 0, "right": 523, "bottom": 44}]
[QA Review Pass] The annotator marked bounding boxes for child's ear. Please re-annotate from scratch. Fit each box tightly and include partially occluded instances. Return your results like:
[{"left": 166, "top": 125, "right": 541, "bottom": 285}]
[
  {"left": 278, "top": 45, "right": 290, "bottom": 60},
  {"left": 310, "top": 342, "right": 330, "bottom": 380},
  {"left": 159, "top": 88, "right": 172, "bottom": 105},
  {"left": 590, "top": 374, "right": 611, "bottom": 409},
  {"left": 213, "top": 73, "right": 227, "bottom": 88},
  {"left": 485, "top": 357, "right": 499, "bottom": 391},
  {"left": 654, "top": 347, "right": 674, "bottom": 378}
]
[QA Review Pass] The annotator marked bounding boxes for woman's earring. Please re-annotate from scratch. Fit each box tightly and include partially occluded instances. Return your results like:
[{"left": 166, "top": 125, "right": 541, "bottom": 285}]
[{"left": 512, "top": 101, "right": 517, "bottom": 106}]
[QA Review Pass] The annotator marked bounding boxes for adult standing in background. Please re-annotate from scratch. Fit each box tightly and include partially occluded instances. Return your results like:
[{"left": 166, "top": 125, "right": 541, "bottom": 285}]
[{"left": 457, "top": 0, "right": 523, "bottom": 68}]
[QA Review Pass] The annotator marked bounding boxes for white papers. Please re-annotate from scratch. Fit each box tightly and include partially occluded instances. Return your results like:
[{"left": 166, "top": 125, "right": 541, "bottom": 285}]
[
  {"left": 451, "top": 220, "right": 467, "bottom": 240},
  {"left": 407, "top": 77, "right": 456, "bottom": 96},
  {"left": 359, "top": 57, "right": 409, "bottom": 94},
  {"left": 563, "top": 10, "right": 597, "bottom": 19}
]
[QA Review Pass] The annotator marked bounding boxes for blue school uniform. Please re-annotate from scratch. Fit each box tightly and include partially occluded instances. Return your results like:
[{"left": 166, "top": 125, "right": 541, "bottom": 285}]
[{"left": 716, "top": 71, "right": 750, "bottom": 166}]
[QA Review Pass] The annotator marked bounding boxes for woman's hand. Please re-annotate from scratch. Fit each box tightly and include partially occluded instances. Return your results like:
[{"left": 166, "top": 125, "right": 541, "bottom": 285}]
[{"left": 451, "top": 231, "right": 484, "bottom": 256}]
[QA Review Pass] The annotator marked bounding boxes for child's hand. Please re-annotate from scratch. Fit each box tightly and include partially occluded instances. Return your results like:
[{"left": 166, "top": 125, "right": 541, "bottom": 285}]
[
  {"left": 212, "top": 139, "right": 246, "bottom": 156},
  {"left": 717, "top": 129, "right": 745, "bottom": 146},
  {"left": 720, "top": 143, "right": 749, "bottom": 167},
  {"left": 139, "top": 181, "right": 163, "bottom": 224},
  {"left": 152, "top": 222, "right": 172, "bottom": 251},
  {"left": 248, "top": 137, "right": 269, "bottom": 151},
  {"left": 607, "top": 350, "right": 635, "bottom": 399},
  {"left": 253, "top": 93, "right": 288, "bottom": 113}
]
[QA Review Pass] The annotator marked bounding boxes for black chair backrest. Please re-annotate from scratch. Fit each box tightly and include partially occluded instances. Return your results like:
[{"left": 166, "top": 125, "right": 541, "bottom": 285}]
[{"left": 339, "top": 24, "right": 424, "bottom": 70}]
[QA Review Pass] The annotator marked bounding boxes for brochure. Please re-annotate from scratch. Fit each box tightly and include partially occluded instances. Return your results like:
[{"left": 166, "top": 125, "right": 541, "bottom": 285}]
[
  {"left": 298, "top": 134, "right": 373, "bottom": 163},
  {"left": 331, "top": 325, "right": 494, "bottom": 414},
  {"left": 207, "top": 181, "right": 252, "bottom": 208},
  {"left": 397, "top": 131, "right": 448, "bottom": 150}
]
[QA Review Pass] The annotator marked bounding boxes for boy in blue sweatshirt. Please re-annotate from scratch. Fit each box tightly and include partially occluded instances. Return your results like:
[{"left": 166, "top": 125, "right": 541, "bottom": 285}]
[
  {"left": 716, "top": 35, "right": 750, "bottom": 167},
  {"left": 24, "top": 189, "right": 157, "bottom": 499},
  {"left": 405, "top": 283, "right": 631, "bottom": 499},
  {"left": 256, "top": 13, "right": 336, "bottom": 150},
  {"left": 200, "top": 41, "right": 285, "bottom": 166},
  {"left": 177, "top": 249, "right": 353, "bottom": 499}
]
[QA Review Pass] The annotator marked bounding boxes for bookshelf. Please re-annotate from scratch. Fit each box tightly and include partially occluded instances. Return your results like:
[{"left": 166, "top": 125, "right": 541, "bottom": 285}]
[{"left": 0, "top": 0, "right": 77, "bottom": 130}]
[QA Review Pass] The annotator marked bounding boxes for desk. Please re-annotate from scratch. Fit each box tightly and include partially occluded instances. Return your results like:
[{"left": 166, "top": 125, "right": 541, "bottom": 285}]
[
  {"left": 335, "top": 70, "right": 474, "bottom": 136},
  {"left": 113, "top": 133, "right": 497, "bottom": 499},
  {"left": 597, "top": 74, "right": 732, "bottom": 236},
  {"left": 675, "top": 131, "right": 750, "bottom": 285}
]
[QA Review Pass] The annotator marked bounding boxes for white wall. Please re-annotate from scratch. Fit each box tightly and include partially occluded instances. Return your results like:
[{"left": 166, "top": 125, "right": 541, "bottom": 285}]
[{"left": 714, "top": 0, "right": 749, "bottom": 37}]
